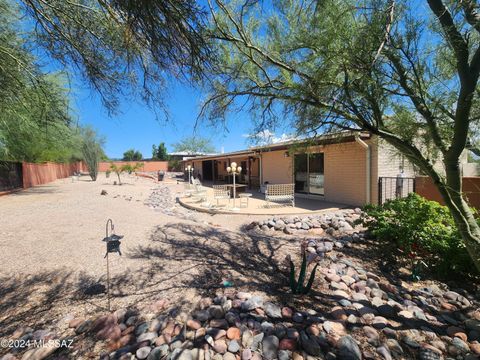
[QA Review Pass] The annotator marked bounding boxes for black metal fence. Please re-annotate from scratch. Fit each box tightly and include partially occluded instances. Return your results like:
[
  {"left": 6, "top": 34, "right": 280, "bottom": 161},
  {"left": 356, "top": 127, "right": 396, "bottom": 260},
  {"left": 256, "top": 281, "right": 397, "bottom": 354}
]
[
  {"left": 378, "top": 176, "right": 415, "bottom": 205},
  {"left": 0, "top": 161, "right": 23, "bottom": 192}
]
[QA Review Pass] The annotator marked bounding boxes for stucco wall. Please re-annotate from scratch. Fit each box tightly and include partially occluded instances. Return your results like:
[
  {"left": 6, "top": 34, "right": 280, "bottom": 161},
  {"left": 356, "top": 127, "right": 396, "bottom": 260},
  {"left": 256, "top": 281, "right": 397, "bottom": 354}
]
[
  {"left": 261, "top": 151, "right": 293, "bottom": 184},
  {"left": 416, "top": 176, "right": 480, "bottom": 210},
  {"left": 22, "top": 161, "right": 86, "bottom": 189}
]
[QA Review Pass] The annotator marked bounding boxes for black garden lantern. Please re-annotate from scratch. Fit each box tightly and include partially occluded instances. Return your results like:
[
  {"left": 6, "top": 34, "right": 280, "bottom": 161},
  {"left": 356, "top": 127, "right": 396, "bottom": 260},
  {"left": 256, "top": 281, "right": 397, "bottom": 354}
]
[{"left": 102, "top": 219, "right": 124, "bottom": 311}]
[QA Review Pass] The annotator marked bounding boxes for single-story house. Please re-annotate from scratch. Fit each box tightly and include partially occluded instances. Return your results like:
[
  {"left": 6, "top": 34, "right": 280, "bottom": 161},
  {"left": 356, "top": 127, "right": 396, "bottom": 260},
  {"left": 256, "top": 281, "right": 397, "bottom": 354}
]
[{"left": 182, "top": 131, "right": 421, "bottom": 207}]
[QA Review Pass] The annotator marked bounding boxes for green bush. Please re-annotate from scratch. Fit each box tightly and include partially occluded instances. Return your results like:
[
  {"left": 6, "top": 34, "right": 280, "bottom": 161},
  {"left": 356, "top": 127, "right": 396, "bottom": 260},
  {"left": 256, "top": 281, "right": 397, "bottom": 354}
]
[{"left": 359, "top": 193, "right": 476, "bottom": 278}]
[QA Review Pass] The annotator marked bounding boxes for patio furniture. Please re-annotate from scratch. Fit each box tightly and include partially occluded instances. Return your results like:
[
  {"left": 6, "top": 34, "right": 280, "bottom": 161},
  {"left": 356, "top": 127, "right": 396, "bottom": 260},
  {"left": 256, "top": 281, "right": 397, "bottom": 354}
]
[
  {"left": 183, "top": 181, "right": 194, "bottom": 197},
  {"left": 213, "top": 185, "right": 231, "bottom": 206},
  {"left": 265, "top": 184, "right": 295, "bottom": 207},
  {"left": 191, "top": 178, "right": 208, "bottom": 202},
  {"left": 239, "top": 192, "right": 252, "bottom": 208},
  {"left": 225, "top": 184, "right": 247, "bottom": 198}
]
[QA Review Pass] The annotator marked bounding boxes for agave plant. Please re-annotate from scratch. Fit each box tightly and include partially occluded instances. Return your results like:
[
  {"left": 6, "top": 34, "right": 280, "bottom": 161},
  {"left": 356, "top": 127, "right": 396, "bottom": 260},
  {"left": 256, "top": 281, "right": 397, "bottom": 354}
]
[{"left": 289, "top": 249, "right": 319, "bottom": 295}]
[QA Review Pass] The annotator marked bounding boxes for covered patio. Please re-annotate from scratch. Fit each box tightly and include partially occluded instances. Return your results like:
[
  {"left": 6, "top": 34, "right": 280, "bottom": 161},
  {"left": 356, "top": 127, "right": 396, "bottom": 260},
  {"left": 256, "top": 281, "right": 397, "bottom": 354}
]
[{"left": 178, "top": 183, "right": 348, "bottom": 215}]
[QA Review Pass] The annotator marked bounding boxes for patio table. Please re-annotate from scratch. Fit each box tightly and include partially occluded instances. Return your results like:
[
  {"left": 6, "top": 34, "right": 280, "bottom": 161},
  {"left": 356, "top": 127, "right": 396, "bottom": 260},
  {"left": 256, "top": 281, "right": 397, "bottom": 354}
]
[{"left": 225, "top": 184, "right": 247, "bottom": 198}]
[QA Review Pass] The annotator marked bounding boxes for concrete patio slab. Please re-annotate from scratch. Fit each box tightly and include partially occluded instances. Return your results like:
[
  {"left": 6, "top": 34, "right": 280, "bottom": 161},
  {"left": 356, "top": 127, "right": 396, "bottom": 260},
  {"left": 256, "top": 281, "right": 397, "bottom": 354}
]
[{"left": 178, "top": 186, "right": 349, "bottom": 215}]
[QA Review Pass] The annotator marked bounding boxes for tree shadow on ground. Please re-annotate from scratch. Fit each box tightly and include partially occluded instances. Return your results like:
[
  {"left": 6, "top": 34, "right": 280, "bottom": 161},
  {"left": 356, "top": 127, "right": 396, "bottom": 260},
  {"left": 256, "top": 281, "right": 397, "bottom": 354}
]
[
  {"left": 11, "top": 186, "right": 60, "bottom": 196},
  {"left": 1, "top": 221, "right": 477, "bottom": 358}
]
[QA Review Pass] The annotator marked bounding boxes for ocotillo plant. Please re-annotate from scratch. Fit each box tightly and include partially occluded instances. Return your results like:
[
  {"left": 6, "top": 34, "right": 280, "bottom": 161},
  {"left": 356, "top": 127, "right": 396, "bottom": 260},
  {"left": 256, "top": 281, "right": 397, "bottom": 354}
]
[{"left": 289, "top": 250, "right": 318, "bottom": 295}]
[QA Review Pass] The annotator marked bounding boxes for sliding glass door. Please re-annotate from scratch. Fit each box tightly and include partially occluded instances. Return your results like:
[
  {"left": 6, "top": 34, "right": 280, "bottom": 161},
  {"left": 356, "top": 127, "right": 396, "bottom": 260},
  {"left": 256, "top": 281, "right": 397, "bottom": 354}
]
[
  {"left": 294, "top": 153, "right": 324, "bottom": 195},
  {"left": 294, "top": 154, "right": 308, "bottom": 193}
]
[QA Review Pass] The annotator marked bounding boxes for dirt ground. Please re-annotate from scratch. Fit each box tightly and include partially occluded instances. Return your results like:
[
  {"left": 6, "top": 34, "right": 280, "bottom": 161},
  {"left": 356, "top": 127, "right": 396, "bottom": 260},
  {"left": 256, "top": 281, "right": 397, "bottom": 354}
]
[{"left": 0, "top": 174, "right": 295, "bottom": 338}]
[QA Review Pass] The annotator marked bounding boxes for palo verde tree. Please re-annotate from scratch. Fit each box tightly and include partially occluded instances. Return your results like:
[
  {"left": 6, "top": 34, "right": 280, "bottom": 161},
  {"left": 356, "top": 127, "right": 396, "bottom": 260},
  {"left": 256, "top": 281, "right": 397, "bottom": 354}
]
[
  {"left": 204, "top": 0, "right": 480, "bottom": 270},
  {"left": 10, "top": 0, "right": 209, "bottom": 114},
  {"left": 173, "top": 136, "right": 216, "bottom": 154}
]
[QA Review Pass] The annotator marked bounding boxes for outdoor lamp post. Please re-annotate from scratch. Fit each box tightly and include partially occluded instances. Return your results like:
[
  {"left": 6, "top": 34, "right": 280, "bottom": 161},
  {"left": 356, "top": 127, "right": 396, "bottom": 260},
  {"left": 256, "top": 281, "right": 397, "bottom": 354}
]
[
  {"left": 227, "top": 161, "right": 242, "bottom": 210},
  {"left": 187, "top": 165, "right": 194, "bottom": 185},
  {"left": 102, "top": 219, "right": 124, "bottom": 311}
]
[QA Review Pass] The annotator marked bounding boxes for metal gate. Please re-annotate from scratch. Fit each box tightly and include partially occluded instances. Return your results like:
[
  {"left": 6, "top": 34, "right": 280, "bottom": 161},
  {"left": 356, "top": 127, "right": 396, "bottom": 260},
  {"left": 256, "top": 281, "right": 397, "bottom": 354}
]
[
  {"left": 0, "top": 161, "right": 23, "bottom": 191},
  {"left": 378, "top": 176, "right": 415, "bottom": 205}
]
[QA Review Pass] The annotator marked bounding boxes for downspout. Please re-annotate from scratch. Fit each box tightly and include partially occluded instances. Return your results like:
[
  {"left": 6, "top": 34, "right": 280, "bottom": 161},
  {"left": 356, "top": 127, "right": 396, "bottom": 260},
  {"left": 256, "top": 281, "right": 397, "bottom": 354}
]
[{"left": 355, "top": 134, "right": 371, "bottom": 204}]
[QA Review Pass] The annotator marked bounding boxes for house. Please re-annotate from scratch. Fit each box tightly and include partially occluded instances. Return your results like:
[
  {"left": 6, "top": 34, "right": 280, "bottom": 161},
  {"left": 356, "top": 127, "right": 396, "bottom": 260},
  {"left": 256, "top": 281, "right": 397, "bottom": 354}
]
[
  {"left": 168, "top": 151, "right": 218, "bottom": 162},
  {"left": 183, "top": 131, "right": 425, "bottom": 207}
]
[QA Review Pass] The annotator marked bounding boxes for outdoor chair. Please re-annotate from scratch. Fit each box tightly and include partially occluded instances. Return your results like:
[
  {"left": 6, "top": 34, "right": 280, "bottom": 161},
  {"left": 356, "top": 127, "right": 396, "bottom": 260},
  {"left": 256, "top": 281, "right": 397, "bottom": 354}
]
[
  {"left": 213, "top": 185, "right": 230, "bottom": 207},
  {"left": 183, "top": 181, "right": 195, "bottom": 197},
  {"left": 265, "top": 184, "right": 295, "bottom": 207},
  {"left": 191, "top": 178, "right": 208, "bottom": 202}
]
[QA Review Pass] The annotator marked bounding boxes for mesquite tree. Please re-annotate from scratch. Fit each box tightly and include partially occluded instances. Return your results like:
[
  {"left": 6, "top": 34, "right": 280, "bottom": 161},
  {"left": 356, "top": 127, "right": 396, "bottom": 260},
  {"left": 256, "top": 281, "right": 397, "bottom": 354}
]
[{"left": 204, "top": 0, "right": 480, "bottom": 270}]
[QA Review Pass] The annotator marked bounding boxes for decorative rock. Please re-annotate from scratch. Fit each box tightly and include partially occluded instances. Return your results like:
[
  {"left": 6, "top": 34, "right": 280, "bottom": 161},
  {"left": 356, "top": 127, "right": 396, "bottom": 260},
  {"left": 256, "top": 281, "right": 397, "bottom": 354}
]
[
  {"left": 242, "top": 330, "right": 254, "bottom": 348},
  {"left": 264, "top": 302, "right": 282, "bottom": 319},
  {"left": 223, "top": 353, "right": 236, "bottom": 360},
  {"left": 278, "top": 350, "right": 290, "bottom": 360},
  {"left": 226, "top": 327, "right": 241, "bottom": 340},
  {"left": 136, "top": 346, "right": 152, "bottom": 360},
  {"left": 279, "top": 338, "right": 296, "bottom": 351},
  {"left": 282, "top": 307, "right": 293, "bottom": 318},
  {"left": 137, "top": 332, "right": 157, "bottom": 343},
  {"left": 210, "top": 319, "right": 229, "bottom": 329},
  {"left": 337, "top": 335, "right": 362, "bottom": 360},
  {"left": 147, "top": 345, "right": 169, "bottom": 360},
  {"left": 187, "top": 319, "right": 201, "bottom": 330},
  {"left": 213, "top": 339, "right": 228, "bottom": 354},
  {"left": 242, "top": 296, "right": 263, "bottom": 311},
  {"left": 209, "top": 305, "right": 225, "bottom": 319},
  {"left": 299, "top": 331, "right": 321, "bottom": 356},
  {"left": 228, "top": 340, "right": 240, "bottom": 353},
  {"left": 241, "top": 349, "right": 252, "bottom": 360},
  {"left": 292, "top": 313, "right": 304, "bottom": 323},
  {"left": 262, "top": 335, "right": 279, "bottom": 360},
  {"left": 323, "top": 321, "right": 346, "bottom": 336},
  {"left": 376, "top": 346, "right": 392, "bottom": 360}
]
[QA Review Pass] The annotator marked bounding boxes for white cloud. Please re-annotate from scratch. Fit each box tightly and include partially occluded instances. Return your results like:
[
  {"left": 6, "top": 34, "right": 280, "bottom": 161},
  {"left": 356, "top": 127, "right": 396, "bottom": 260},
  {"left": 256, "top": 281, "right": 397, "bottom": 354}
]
[{"left": 243, "top": 130, "right": 297, "bottom": 145}]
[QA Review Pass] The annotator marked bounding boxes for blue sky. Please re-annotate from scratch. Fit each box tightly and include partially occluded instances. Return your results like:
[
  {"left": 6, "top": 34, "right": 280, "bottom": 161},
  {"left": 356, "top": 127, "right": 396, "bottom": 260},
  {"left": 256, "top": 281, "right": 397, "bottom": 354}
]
[{"left": 71, "top": 78, "right": 261, "bottom": 159}]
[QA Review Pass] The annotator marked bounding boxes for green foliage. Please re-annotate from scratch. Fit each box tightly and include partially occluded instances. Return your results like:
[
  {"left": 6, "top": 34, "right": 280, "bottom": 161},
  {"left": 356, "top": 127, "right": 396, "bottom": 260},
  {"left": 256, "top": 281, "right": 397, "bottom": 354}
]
[
  {"left": 109, "top": 162, "right": 143, "bottom": 184},
  {"left": 16, "top": 0, "right": 208, "bottom": 113},
  {"left": 80, "top": 127, "right": 105, "bottom": 181},
  {"left": 152, "top": 142, "right": 169, "bottom": 160},
  {"left": 289, "top": 250, "right": 318, "bottom": 295},
  {"left": 123, "top": 149, "right": 142, "bottom": 161},
  {"left": 359, "top": 193, "right": 477, "bottom": 278},
  {"left": 168, "top": 159, "right": 181, "bottom": 171},
  {"left": 173, "top": 136, "right": 215, "bottom": 154}
]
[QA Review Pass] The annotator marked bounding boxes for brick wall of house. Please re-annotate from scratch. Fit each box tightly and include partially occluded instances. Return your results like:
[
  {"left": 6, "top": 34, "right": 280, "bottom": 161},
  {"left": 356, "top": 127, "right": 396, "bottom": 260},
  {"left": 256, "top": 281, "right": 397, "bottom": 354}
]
[
  {"left": 261, "top": 151, "right": 293, "bottom": 184},
  {"left": 322, "top": 141, "right": 368, "bottom": 206}
]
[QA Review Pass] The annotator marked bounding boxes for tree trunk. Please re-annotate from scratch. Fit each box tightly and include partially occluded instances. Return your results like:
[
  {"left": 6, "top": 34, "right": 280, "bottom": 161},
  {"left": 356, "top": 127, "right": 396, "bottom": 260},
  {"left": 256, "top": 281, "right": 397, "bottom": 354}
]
[{"left": 435, "top": 160, "right": 480, "bottom": 271}]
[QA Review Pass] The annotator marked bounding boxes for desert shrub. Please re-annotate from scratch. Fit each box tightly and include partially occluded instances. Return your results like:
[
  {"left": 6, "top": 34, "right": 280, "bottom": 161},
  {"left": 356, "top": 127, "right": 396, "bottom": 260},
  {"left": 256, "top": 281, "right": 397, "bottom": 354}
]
[{"left": 359, "top": 193, "right": 476, "bottom": 278}]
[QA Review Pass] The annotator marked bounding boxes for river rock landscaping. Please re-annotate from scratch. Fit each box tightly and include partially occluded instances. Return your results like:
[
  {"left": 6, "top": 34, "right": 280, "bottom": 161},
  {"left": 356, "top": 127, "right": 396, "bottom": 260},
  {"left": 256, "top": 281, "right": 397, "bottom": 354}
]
[
  {"left": 3, "top": 253, "right": 480, "bottom": 360},
  {"left": 246, "top": 209, "right": 363, "bottom": 236}
]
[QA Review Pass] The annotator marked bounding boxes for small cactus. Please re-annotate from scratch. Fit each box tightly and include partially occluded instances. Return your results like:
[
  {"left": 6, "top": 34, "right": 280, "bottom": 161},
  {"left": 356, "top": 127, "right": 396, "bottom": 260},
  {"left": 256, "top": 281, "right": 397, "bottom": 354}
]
[{"left": 289, "top": 250, "right": 318, "bottom": 295}]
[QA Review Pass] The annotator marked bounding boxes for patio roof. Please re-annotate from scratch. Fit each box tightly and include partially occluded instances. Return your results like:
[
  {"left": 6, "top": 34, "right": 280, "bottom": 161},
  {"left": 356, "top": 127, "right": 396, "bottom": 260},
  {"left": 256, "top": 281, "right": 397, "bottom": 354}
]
[{"left": 181, "top": 131, "right": 371, "bottom": 163}]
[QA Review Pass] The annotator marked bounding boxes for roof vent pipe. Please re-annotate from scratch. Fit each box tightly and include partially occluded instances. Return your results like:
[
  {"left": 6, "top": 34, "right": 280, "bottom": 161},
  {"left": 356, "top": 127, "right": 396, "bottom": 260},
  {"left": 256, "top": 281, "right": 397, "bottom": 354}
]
[{"left": 355, "top": 133, "right": 371, "bottom": 204}]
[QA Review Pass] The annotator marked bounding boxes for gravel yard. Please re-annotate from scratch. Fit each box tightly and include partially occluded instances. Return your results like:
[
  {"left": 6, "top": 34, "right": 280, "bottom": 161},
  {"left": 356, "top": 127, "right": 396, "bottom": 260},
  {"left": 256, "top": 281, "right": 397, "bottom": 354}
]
[
  {"left": 0, "top": 175, "right": 278, "bottom": 338},
  {"left": 1, "top": 175, "right": 479, "bottom": 360}
]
